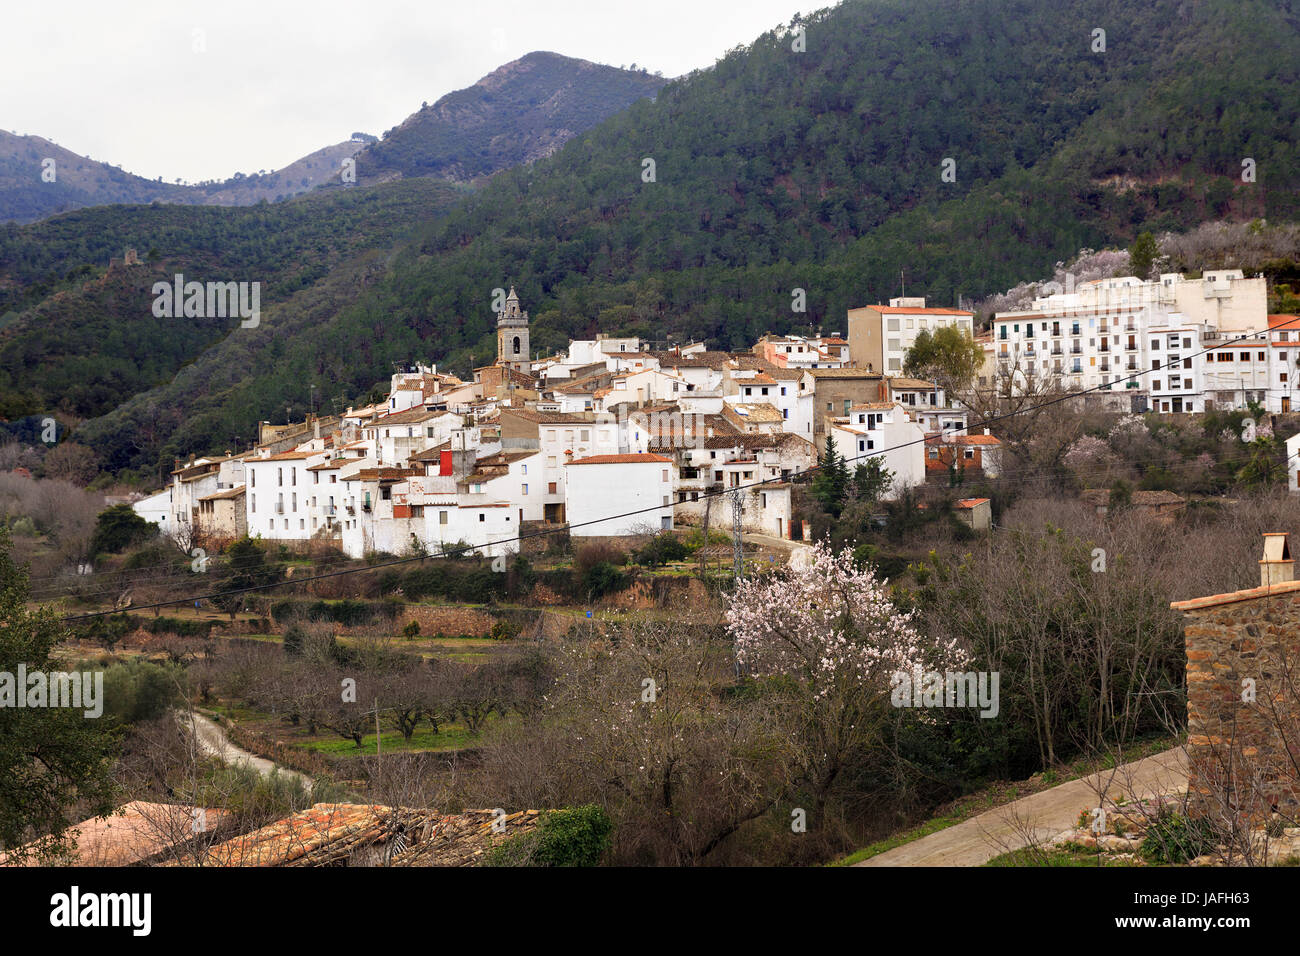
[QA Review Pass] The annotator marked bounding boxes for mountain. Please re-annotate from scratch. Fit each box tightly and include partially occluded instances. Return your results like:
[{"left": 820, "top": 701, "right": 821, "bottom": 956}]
[
  {"left": 0, "top": 131, "right": 363, "bottom": 224},
  {"left": 351, "top": 52, "right": 667, "bottom": 185},
  {"left": 0, "top": 179, "right": 467, "bottom": 422},
  {"left": 14, "top": 0, "right": 1300, "bottom": 478},
  {"left": 0, "top": 53, "right": 665, "bottom": 225}
]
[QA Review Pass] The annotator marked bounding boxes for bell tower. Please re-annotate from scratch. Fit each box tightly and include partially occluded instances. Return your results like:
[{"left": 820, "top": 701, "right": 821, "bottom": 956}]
[{"left": 496, "top": 286, "right": 530, "bottom": 372}]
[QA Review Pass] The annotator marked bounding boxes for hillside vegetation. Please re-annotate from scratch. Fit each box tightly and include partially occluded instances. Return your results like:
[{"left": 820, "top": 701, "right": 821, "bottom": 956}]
[{"left": 10, "top": 0, "right": 1300, "bottom": 478}]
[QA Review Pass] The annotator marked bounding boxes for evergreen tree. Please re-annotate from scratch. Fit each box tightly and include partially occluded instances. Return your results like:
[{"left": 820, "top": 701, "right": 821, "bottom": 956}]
[
  {"left": 0, "top": 530, "right": 117, "bottom": 862},
  {"left": 1129, "top": 231, "right": 1159, "bottom": 279},
  {"left": 812, "top": 434, "right": 850, "bottom": 517}
]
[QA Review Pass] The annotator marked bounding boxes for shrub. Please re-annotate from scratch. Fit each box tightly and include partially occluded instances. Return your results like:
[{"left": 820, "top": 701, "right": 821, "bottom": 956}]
[
  {"left": 1138, "top": 811, "right": 1217, "bottom": 864},
  {"left": 88, "top": 504, "right": 154, "bottom": 558},
  {"left": 483, "top": 805, "right": 613, "bottom": 867},
  {"left": 574, "top": 541, "right": 627, "bottom": 575},
  {"left": 633, "top": 532, "right": 690, "bottom": 567},
  {"left": 401, "top": 620, "right": 421, "bottom": 640},
  {"left": 581, "top": 561, "right": 625, "bottom": 599},
  {"left": 282, "top": 624, "right": 306, "bottom": 656},
  {"left": 100, "top": 659, "right": 184, "bottom": 725}
]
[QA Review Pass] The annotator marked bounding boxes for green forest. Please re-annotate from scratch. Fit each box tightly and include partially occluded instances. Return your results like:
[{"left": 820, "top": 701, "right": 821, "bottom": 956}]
[{"left": 3, "top": 0, "right": 1300, "bottom": 481}]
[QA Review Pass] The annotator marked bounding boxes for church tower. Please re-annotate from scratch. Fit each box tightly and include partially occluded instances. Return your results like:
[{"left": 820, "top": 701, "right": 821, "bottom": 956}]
[{"left": 496, "top": 285, "right": 530, "bottom": 372}]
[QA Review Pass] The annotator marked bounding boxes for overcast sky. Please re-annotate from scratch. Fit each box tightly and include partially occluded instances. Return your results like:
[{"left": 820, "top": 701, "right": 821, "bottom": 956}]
[{"left": 1, "top": 0, "right": 822, "bottom": 183}]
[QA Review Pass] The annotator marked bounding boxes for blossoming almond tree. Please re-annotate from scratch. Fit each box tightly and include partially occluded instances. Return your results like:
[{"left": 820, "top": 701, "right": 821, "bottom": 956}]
[{"left": 725, "top": 541, "right": 964, "bottom": 827}]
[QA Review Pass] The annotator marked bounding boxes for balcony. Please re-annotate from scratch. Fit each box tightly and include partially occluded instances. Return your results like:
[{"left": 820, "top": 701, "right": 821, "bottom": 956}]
[
  {"left": 1051, "top": 347, "right": 1063, "bottom": 356},
  {"left": 1125, "top": 343, "right": 1138, "bottom": 351},
  {"left": 1070, "top": 347, "right": 1082, "bottom": 355}
]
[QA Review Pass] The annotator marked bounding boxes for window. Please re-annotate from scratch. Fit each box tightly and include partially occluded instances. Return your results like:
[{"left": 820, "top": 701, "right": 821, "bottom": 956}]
[
  {"left": 521, "top": 463, "right": 527, "bottom": 475},
  {"left": 439, "top": 510, "right": 448, "bottom": 525},
  {"left": 580, "top": 429, "right": 590, "bottom": 441},
  {"left": 479, "top": 513, "right": 486, "bottom": 522},
  {"left": 251, "top": 471, "right": 255, "bottom": 487},
  {"left": 661, "top": 469, "right": 669, "bottom": 481},
  {"left": 548, "top": 482, "right": 557, "bottom": 494},
  {"left": 277, "top": 468, "right": 283, "bottom": 486},
  {"left": 964, "top": 448, "right": 975, "bottom": 460},
  {"left": 522, "top": 484, "right": 528, "bottom": 495}
]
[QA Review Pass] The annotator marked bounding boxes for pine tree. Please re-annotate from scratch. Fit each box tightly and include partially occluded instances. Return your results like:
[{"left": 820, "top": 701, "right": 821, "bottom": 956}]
[{"left": 812, "top": 434, "right": 850, "bottom": 517}]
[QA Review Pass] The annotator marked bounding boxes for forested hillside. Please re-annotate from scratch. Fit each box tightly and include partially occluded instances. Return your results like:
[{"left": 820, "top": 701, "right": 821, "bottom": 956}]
[
  {"left": 0, "top": 179, "right": 466, "bottom": 420},
  {"left": 356, "top": 52, "right": 667, "bottom": 184},
  {"left": 19, "top": 0, "right": 1300, "bottom": 478}
]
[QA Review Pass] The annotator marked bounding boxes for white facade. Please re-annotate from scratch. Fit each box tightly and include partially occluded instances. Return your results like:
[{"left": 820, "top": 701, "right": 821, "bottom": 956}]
[
  {"left": 132, "top": 489, "right": 171, "bottom": 534},
  {"left": 830, "top": 402, "right": 925, "bottom": 499},
  {"left": 993, "top": 272, "right": 1275, "bottom": 413},
  {"left": 244, "top": 451, "right": 328, "bottom": 540},
  {"left": 565, "top": 454, "right": 675, "bottom": 536}
]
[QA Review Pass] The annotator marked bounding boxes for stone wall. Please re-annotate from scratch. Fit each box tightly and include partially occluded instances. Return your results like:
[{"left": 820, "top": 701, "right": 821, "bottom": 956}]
[
  {"left": 1182, "top": 589, "right": 1300, "bottom": 821},
  {"left": 395, "top": 604, "right": 497, "bottom": 637}
]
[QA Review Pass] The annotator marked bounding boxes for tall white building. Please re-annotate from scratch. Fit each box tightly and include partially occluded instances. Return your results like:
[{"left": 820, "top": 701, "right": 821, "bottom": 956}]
[{"left": 992, "top": 272, "right": 1274, "bottom": 413}]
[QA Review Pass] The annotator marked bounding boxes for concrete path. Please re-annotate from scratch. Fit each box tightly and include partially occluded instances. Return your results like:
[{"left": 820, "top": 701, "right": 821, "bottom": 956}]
[
  {"left": 178, "top": 710, "right": 313, "bottom": 794},
  {"left": 856, "top": 748, "right": 1187, "bottom": 867}
]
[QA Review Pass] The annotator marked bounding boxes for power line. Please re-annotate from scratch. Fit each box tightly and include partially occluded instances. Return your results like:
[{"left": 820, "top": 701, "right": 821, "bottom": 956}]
[{"left": 54, "top": 317, "right": 1300, "bottom": 622}]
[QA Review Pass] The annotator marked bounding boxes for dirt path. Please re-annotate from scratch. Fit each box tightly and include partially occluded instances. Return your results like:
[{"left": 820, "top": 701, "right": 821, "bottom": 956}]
[
  {"left": 178, "top": 710, "right": 314, "bottom": 794},
  {"left": 856, "top": 748, "right": 1187, "bottom": 867}
]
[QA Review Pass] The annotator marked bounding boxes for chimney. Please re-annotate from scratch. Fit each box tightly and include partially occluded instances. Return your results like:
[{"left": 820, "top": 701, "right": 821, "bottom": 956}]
[{"left": 1260, "top": 533, "right": 1294, "bottom": 588}]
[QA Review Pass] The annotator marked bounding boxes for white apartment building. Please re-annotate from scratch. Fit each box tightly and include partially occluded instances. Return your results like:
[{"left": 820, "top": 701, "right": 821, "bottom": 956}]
[
  {"left": 1267, "top": 314, "right": 1300, "bottom": 413},
  {"left": 993, "top": 272, "right": 1274, "bottom": 413},
  {"left": 244, "top": 450, "right": 329, "bottom": 540},
  {"left": 829, "top": 402, "right": 926, "bottom": 498}
]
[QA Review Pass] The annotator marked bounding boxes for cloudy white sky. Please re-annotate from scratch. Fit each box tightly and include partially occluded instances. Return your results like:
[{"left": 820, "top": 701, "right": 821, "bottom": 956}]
[{"left": 1, "top": 0, "right": 822, "bottom": 183}]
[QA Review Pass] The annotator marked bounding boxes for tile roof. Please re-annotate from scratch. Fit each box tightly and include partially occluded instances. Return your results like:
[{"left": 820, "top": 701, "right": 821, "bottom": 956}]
[
  {"left": 176, "top": 805, "right": 541, "bottom": 867},
  {"left": 374, "top": 407, "right": 453, "bottom": 425},
  {"left": 869, "top": 306, "right": 974, "bottom": 316},
  {"left": 1, "top": 802, "right": 232, "bottom": 866},
  {"left": 198, "top": 485, "right": 247, "bottom": 501},
  {"left": 250, "top": 451, "right": 320, "bottom": 462},
  {"left": 567, "top": 453, "right": 673, "bottom": 465},
  {"left": 1172, "top": 579, "right": 1300, "bottom": 611}
]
